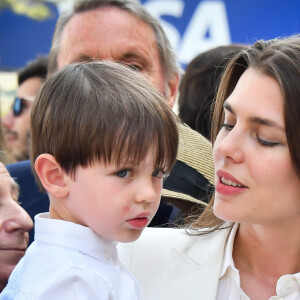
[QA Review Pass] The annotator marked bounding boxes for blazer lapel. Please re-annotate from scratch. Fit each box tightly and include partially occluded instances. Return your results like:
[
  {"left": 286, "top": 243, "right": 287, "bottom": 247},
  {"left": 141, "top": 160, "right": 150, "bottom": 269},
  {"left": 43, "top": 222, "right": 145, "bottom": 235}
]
[{"left": 160, "top": 227, "right": 231, "bottom": 300}]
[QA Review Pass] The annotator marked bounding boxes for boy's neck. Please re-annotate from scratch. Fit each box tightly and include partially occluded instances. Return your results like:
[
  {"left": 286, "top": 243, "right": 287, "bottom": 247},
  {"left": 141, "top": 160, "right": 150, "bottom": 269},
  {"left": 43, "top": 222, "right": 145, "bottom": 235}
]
[{"left": 49, "top": 204, "right": 78, "bottom": 224}]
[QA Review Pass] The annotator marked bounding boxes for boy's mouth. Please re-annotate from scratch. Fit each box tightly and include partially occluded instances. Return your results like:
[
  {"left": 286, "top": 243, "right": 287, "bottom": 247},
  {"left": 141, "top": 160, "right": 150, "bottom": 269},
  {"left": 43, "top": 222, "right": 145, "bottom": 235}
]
[{"left": 127, "top": 213, "right": 150, "bottom": 229}]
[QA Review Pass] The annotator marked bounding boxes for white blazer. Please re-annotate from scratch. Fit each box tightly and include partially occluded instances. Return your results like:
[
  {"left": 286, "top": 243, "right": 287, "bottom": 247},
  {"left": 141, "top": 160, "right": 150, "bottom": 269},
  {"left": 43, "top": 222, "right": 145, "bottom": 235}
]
[{"left": 117, "top": 224, "right": 233, "bottom": 300}]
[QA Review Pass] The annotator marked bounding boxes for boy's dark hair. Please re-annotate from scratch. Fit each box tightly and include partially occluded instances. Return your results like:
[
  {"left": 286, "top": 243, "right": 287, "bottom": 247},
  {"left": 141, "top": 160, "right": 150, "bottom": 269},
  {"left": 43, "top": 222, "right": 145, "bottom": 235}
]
[
  {"left": 18, "top": 55, "right": 48, "bottom": 85},
  {"left": 31, "top": 61, "right": 179, "bottom": 190}
]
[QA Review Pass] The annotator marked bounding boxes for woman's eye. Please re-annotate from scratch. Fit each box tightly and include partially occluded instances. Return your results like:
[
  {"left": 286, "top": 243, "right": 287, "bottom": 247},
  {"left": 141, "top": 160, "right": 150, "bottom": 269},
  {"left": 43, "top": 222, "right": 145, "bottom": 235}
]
[
  {"left": 115, "top": 169, "right": 131, "bottom": 178},
  {"left": 256, "top": 135, "right": 279, "bottom": 147},
  {"left": 220, "top": 123, "right": 234, "bottom": 131}
]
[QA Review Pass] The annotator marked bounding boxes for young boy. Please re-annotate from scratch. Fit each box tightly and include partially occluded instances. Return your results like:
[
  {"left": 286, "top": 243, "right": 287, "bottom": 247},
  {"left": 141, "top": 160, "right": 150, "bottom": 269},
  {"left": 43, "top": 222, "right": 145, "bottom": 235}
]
[{"left": 0, "top": 61, "right": 178, "bottom": 299}]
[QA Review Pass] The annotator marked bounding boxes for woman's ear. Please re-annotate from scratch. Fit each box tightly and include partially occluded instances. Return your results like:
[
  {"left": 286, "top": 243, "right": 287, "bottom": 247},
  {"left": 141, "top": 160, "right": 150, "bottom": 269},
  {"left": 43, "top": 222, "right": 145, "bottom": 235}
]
[{"left": 34, "top": 154, "right": 69, "bottom": 199}]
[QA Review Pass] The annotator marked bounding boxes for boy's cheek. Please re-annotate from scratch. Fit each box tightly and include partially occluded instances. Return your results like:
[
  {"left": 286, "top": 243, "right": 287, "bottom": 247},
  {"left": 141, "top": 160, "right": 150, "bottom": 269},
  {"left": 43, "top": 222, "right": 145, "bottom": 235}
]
[{"left": 122, "top": 206, "right": 130, "bottom": 213}]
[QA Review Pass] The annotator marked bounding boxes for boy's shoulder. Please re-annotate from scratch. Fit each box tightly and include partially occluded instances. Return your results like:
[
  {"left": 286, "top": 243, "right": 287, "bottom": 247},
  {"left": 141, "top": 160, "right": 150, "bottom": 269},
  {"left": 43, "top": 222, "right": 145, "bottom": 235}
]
[
  {"left": 0, "top": 214, "right": 131, "bottom": 299},
  {"left": 2, "top": 238, "right": 138, "bottom": 299}
]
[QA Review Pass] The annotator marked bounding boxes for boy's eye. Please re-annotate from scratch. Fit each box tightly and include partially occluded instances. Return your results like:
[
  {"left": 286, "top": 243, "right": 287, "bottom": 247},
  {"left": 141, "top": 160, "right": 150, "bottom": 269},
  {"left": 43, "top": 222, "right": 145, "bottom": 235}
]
[
  {"left": 152, "top": 169, "right": 169, "bottom": 180},
  {"left": 115, "top": 169, "right": 131, "bottom": 178}
]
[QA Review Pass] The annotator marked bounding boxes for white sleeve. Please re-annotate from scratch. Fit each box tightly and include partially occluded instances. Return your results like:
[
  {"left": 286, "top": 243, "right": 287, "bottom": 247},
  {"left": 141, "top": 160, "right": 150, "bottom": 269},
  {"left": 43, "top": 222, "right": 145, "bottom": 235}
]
[
  {"left": 37, "top": 267, "right": 112, "bottom": 300},
  {"left": 4, "top": 267, "right": 112, "bottom": 300}
]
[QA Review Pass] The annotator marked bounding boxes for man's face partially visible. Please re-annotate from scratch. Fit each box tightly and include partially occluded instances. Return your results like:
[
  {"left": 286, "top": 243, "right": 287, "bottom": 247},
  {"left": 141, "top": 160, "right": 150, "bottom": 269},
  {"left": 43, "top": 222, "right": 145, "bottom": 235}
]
[
  {"left": 0, "top": 163, "right": 33, "bottom": 291},
  {"left": 57, "top": 6, "right": 177, "bottom": 107},
  {"left": 2, "top": 77, "right": 43, "bottom": 161}
]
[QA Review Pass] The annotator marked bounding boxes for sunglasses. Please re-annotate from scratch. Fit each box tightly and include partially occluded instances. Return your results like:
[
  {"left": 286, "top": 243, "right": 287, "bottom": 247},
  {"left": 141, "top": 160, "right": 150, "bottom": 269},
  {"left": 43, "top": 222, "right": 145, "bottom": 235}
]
[{"left": 12, "top": 97, "right": 32, "bottom": 117}]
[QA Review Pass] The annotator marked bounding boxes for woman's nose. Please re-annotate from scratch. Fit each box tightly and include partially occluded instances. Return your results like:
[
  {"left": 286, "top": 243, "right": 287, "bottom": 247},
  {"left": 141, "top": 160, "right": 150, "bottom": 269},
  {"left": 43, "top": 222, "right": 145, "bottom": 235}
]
[{"left": 214, "top": 128, "right": 244, "bottom": 164}]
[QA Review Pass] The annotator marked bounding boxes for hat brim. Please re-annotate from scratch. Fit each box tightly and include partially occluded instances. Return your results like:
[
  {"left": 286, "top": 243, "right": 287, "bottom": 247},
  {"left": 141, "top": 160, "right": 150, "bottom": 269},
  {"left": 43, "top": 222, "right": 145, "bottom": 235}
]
[{"left": 161, "top": 188, "right": 207, "bottom": 206}]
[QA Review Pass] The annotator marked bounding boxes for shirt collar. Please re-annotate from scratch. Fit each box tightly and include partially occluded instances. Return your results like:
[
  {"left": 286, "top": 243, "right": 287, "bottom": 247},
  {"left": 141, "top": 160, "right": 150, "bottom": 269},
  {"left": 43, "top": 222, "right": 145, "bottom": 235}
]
[
  {"left": 219, "top": 223, "right": 240, "bottom": 278},
  {"left": 34, "top": 213, "right": 118, "bottom": 262},
  {"left": 219, "top": 224, "right": 300, "bottom": 284},
  {"left": 293, "top": 272, "right": 300, "bottom": 288}
]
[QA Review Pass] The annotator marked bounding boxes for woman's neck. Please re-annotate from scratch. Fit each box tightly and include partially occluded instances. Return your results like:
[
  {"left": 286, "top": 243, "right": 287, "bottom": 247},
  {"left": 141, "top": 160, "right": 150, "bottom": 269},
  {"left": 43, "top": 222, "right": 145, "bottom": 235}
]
[
  {"left": 232, "top": 222, "right": 300, "bottom": 299},
  {"left": 234, "top": 222, "right": 300, "bottom": 276}
]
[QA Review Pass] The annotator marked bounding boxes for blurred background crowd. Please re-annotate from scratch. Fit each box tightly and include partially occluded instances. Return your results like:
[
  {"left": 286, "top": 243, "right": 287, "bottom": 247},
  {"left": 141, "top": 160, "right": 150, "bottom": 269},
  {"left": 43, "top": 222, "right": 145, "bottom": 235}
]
[
  {"left": 1, "top": 0, "right": 300, "bottom": 297},
  {"left": 1, "top": 0, "right": 300, "bottom": 122}
]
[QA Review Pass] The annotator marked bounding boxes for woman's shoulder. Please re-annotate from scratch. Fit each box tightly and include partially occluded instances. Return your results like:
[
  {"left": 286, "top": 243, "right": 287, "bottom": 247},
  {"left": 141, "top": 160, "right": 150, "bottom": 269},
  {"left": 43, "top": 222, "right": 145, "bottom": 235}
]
[
  {"left": 126, "top": 227, "right": 199, "bottom": 249},
  {"left": 138, "top": 223, "right": 232, "bottom": 243}
]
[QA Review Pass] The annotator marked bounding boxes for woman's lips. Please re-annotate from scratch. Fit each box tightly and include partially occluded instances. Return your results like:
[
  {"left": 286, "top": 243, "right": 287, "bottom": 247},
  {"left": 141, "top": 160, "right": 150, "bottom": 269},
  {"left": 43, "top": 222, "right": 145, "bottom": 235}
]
[
  {"left": 216, "top": 170, "right": 248, "bottom": 196},
  {"left": 216, "top": 170, "right": 246, "bottom": 186}
]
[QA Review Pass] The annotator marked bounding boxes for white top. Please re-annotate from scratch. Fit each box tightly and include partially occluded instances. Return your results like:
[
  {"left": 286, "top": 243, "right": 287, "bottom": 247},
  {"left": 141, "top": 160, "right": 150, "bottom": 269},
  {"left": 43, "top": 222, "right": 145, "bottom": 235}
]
[
  {"left": 217, "top": 223, "right": 300, "bottom": 300},
  {"left": 0, "top": 213, "right": 139, "bottom": 300}
]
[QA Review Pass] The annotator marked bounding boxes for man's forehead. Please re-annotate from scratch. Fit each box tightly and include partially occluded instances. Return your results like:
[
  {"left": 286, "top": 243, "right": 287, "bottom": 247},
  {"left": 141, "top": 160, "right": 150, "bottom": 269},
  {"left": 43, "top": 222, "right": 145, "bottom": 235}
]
[
  {"left": 64, "top": 6, "right": 155, "bottom": 40},
  {"left": 17, "top": 77, "right": 43, "bottom": 99},
  {"left": 0, "top": 163, "right": 9, "bottom": 177},
  {"left": 0, "top": 165, "right": 13, "bottom": 187},
  {"left": 70, "top": 5, "right": 148, "bottom": 25},
  {"left": 58, "top": 6, "right": 158, "bottom": 66},
  {"left": 0, "top": 164, "right": 19, "bottom": 196}
]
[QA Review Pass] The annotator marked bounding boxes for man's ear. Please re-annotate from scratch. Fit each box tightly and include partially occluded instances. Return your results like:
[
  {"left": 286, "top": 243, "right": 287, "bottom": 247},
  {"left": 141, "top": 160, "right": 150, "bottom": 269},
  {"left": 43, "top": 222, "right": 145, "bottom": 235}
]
[
  {"left": 34, "top": 154, "right": 69, "bottom": 199},
  {"left": 165, "top": 73, "right": 180, "bottom": 109}
]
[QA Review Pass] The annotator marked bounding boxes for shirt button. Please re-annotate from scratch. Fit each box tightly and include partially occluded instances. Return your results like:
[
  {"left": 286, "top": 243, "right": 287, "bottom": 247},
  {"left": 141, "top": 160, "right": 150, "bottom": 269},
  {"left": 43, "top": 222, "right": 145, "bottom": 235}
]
[{"left": 284, "top": 277, "right": 294, "bottom": 288}]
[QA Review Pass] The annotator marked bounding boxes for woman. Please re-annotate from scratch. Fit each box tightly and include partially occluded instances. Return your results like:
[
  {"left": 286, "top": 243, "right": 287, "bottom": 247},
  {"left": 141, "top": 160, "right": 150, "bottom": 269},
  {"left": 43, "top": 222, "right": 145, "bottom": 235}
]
[{"left": 118, "top": 35, "right": 300, "bottom": 300}]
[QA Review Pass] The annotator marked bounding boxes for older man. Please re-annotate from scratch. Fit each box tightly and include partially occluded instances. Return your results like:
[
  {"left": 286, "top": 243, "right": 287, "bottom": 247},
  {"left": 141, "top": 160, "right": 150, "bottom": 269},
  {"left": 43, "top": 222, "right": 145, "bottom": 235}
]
[
  {"left": 8, "top": 0, "right": 214, "bottom": 232},
  {"left": 48, "top": 0, "right": 214, "bottom": 215},
  {"left": 0, "top": 162, "right": 32, "bottom": 291}
]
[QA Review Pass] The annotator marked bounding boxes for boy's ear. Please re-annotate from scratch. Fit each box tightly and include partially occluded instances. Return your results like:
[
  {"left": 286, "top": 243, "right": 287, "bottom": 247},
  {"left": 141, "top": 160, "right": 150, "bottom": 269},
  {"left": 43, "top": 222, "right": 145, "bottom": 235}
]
[{"left": 34, "top": 154, "right": 69, "bottom": 199}]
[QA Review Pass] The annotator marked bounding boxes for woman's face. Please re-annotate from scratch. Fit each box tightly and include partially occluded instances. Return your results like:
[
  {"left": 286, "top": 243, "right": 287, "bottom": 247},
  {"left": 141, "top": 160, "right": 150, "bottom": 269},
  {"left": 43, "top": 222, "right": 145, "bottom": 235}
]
[{"left": 213, "top": 68, "right": 300, "bottom": 225}]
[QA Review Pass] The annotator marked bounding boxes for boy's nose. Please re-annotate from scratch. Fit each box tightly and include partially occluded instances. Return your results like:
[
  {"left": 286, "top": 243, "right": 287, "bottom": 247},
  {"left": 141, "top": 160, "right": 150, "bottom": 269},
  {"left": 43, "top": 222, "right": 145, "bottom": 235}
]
[{"left": 134, "top": 178, "right": 157, "bottom": 203}]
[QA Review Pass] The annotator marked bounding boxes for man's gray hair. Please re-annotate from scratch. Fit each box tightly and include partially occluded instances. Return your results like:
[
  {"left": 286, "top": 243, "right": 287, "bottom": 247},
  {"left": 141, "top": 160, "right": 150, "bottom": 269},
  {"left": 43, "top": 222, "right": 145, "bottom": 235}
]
[{"left": 48, "top": 0, "right": 181, "bottom": 80}]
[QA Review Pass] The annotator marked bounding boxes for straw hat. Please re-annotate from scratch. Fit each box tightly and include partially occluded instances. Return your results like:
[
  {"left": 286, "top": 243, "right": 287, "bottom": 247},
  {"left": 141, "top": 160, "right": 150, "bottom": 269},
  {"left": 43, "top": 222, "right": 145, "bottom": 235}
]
[{"left": 161, "top": 122, "right": 215, "bottom": 207}]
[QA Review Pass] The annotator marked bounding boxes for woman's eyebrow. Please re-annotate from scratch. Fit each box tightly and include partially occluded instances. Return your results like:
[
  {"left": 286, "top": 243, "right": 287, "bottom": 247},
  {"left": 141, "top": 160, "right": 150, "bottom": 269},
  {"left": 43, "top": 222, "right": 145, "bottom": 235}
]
[
  {"left": 248, "top": 116, "right": 285, "bottom": 131},
  {"left": 223, "top": 101, "right": 235, "bottom": 115},
  {"left": 223, "top": 100, "right": 284, "bottom": 131}
]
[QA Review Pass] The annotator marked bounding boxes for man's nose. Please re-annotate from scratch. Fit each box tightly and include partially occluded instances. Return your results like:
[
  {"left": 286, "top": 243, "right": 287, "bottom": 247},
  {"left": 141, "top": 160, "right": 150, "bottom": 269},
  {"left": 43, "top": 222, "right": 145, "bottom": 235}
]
[
  {"left": 2, "top": 110, "right": 15, "bottom": 129},
  {"left": 3, "top": 201, "right": 33, "bottom": 234}
]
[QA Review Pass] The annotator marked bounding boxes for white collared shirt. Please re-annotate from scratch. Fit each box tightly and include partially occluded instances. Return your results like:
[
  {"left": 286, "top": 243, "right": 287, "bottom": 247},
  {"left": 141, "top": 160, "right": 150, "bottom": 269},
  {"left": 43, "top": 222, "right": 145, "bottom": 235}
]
[
  {"left": 217, "top": 223, "right": 300, "bottom": 300},
  {"left": 0, "top": 213, "right": 139, "bottom": 300}
]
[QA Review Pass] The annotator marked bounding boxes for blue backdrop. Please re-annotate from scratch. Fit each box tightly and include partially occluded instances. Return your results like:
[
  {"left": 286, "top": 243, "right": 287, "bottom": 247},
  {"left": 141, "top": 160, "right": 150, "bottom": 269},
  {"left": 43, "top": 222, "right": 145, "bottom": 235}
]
[{"left": 1, "top": 0, "right": 300, "bottom": 70}]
